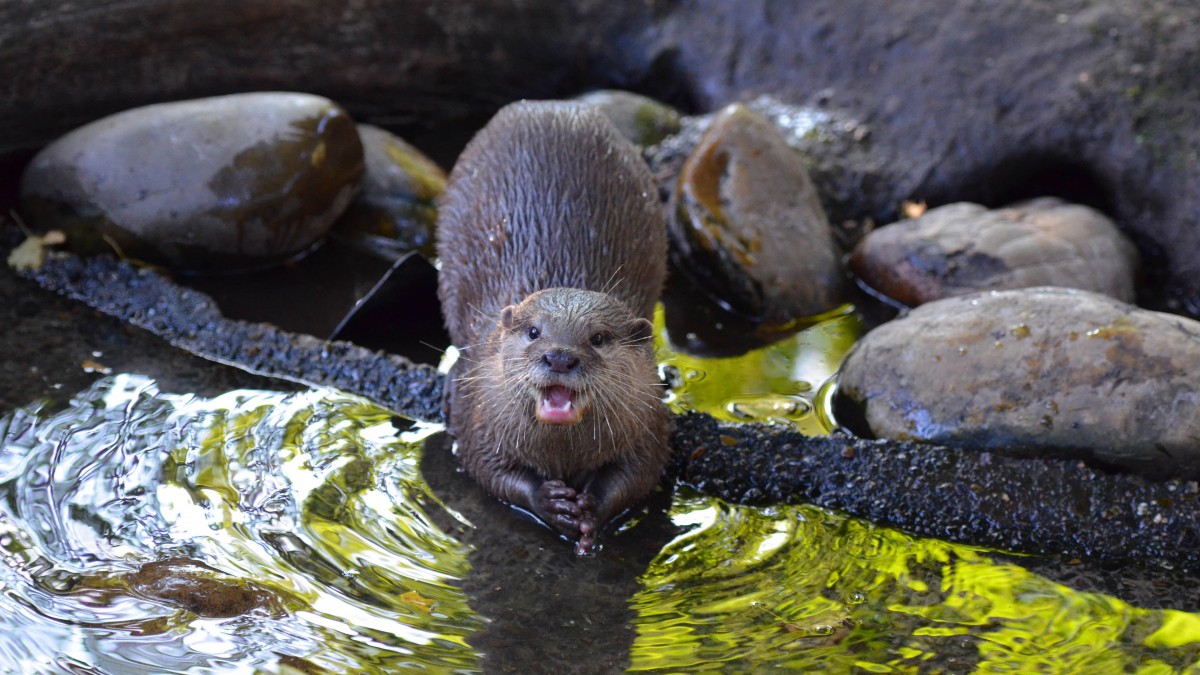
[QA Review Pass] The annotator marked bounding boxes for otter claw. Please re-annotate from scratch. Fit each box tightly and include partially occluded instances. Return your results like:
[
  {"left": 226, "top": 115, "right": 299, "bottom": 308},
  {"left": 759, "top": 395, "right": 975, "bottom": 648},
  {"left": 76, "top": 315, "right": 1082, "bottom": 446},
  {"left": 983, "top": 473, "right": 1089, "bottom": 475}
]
[{"left": 574, "top": 532, "right": 596, "bottom": 556}]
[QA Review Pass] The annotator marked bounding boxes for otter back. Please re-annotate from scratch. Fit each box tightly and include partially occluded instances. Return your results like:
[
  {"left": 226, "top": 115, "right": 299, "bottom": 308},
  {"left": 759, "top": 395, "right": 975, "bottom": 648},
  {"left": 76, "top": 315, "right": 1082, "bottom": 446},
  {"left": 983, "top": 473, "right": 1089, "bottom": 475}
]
[{"left": 436, "top": 101, "right": 667, "bottom": 347}]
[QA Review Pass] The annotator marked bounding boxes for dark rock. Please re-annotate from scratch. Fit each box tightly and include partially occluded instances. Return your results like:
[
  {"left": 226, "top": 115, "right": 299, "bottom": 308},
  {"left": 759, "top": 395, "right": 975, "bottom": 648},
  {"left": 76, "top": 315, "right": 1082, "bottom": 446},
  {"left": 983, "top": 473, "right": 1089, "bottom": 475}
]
[
  {"left": 666, "top": 104, "right": 847, "bottom": 345},
  {"left": 851, "top": 198, "right": 1140, "bottom": 306},
  {"left": 125, "top": 558, "right": 284, "bottom": 618},
  {"left": 574, "top": 89, "right": 682, "bottom": 146},
  {"left": 838, "top": 286, "right": 1200, "bottom": 478},
  {"left": 19, "top": 92, "right": 363, "bottom": 271},
  {"left": 332, "top": 124, "right": 446, "bottom": 259}
]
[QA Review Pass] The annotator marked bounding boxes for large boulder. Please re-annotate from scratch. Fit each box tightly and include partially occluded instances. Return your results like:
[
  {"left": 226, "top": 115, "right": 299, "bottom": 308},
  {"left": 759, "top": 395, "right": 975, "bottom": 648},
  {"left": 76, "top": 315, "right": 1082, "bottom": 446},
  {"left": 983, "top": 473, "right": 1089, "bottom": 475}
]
[
  {"left": 838, "top": 286, "right": 1200, "bottom": 478},
  {"left": 19, "top": 92, "right": 363, "bottom": 271}
]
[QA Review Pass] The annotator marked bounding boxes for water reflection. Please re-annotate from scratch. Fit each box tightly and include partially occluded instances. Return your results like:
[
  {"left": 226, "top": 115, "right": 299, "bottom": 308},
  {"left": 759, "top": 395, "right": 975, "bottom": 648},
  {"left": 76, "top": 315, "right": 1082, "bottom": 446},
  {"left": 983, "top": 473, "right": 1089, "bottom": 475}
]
[
  {"left": 0, "top": 375, "right": 481, "bottom": 673},
  {"left": 1, "top": 374, "right": 1198, "bottom": 672},
  {"left": 631, "top": 491, "right": 1200, "bottom": 672},
  {"left": 660, "top": 305, "right": 864, "bottom": 435}
]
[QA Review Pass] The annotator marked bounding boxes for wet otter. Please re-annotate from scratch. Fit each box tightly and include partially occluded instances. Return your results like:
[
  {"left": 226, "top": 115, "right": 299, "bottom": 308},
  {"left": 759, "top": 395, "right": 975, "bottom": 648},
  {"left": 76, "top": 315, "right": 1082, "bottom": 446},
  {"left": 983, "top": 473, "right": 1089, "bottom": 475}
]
[{"left": 436, "top": 100, "right": 670, "bottom": 554}]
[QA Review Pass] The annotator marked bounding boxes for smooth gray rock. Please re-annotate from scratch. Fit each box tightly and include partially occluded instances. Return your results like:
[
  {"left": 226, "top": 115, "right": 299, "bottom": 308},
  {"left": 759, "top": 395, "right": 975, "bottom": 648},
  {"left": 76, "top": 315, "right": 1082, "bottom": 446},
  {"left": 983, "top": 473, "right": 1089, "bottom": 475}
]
[
  {"left": 838, "top": 286, "right": 1200, "bottom": 478},
  {"left": 851, "top": 198, "right": 1140, "bottom": 306},
  {"left": 19, "top": 92, "right": 363, "bottom": 271}
]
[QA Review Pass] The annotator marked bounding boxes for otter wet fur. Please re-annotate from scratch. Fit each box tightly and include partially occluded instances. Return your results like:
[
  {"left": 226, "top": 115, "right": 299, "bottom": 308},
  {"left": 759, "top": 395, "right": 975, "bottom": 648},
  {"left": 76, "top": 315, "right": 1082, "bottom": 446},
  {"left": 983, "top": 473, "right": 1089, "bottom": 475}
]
[{"left": 436, "top": 100, "right": 670, "bottom": 554}]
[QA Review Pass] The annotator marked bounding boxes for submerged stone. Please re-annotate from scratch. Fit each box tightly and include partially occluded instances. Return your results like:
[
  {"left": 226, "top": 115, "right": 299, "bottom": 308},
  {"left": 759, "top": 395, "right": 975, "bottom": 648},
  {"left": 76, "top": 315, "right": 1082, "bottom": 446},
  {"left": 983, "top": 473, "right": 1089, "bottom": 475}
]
[
  {"left": 851, "top": 198, "right": 1140, "bottom": 306},
  {"left": 126, "top": 558, "right": 283, "bottom": 618},
  {"left": 19, "top": 92, "right": 363, "bottom": 271},
  {"left": 838, "top": 287, "right": 1200, "bottom": 479},
  {"left": 668, "top": 104, "right": 847, "bottom": 330},
  {"left": 332, "top": 124, "right": 446, "bottom": 258},
  {"left": 574, "top": 89, "right": 682, "bottom": 147}
]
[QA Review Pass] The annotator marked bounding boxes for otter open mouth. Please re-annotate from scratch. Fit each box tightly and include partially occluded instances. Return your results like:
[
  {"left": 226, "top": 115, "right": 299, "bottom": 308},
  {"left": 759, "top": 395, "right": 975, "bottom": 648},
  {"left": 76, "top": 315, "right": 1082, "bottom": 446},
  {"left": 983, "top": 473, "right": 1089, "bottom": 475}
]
[{"left": 537, "top": 385, "right": 583, "bottom": 425}]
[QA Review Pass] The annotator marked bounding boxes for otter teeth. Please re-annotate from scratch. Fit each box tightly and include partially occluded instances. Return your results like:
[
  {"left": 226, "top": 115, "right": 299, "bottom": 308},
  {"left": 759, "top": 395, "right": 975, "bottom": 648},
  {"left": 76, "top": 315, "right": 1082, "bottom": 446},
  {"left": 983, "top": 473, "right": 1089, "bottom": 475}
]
[{"left": 537, "top": 385, "right": 582, "bottom": 425}]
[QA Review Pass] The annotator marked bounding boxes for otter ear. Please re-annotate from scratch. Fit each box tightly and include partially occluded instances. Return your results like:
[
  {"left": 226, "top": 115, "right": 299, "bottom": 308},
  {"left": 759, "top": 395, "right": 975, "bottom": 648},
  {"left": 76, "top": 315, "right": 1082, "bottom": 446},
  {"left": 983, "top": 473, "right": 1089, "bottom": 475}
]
[
  {"left": 627, "top": 317, "right": 653, "bottom": 343},
  {"left": 501, "top": 305, "right": 517, "bottom": 330}
]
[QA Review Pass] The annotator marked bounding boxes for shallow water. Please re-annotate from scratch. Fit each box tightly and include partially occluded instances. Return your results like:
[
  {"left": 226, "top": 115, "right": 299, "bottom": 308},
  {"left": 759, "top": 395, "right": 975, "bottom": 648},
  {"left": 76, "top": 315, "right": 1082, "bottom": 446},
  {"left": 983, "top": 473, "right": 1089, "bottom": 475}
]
[
  {"left": 1, "top": 337, "right": 1199, "bottom": 672},
  {"left": 0, "top": 375, "right": 481, "bottom": 672}
]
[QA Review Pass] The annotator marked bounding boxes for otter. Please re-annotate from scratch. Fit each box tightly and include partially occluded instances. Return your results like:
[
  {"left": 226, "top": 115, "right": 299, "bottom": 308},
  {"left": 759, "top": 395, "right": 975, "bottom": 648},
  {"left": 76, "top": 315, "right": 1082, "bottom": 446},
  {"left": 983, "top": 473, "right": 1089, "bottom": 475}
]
[{"left": 436, "top": 100, "right": 670, "bottom": 554}]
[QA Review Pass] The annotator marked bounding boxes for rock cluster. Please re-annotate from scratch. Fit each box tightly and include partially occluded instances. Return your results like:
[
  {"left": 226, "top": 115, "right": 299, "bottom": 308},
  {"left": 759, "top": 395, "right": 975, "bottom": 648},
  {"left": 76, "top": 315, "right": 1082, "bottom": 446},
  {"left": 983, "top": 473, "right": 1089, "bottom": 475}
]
[{"left": 18, "top": 93, "right": 445, "bottom": 272}]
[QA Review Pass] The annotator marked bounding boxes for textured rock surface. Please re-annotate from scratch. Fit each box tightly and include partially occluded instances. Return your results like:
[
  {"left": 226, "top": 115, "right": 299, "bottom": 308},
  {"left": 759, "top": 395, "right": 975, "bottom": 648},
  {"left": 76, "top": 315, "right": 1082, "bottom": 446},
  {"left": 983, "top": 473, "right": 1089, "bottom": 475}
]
[
  {"left": 7, "top": 227, "right": 1200, "bottom": 581},
  {"left": 15, "top": 246, "right": 443, "bottom": 423},
  {"left": 19, "top": 92, "right": 363, "bottom": 271},
  {"left": 672, "top": 412, "right": 1200, "bottom": 576},
  {"left": 852, "top": 198, "right": 1140, "bottom": 306},
  {"left": 839, "top": 287, "right": 1200, "bottom": 478}
]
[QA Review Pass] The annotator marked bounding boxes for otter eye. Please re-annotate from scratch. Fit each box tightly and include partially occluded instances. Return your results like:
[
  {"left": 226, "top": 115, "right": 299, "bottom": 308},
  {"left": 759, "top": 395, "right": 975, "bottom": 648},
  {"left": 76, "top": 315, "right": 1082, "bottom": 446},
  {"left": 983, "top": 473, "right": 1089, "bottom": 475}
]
[
  {"left": 527, "top": 326, "right": 540, "bottom": 340},
  {"left": 590, "top": 332, "right": 605, "bottom": 347}
]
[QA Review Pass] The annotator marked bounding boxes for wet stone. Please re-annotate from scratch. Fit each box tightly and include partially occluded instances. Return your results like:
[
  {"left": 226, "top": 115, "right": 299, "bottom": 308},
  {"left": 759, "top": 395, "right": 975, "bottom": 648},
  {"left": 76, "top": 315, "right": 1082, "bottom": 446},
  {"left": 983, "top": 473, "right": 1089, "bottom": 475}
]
[
  {"left": 851, "top": 198, "right": 1140, "bottom": 306},
  {"left": 125, "top": 558, "right": 284, "bottom": 618},
  {"left": 19, "top": 92, "right": 364, "bottom": 271},
  {"left": 668, "top": 104, "right": 848, "bottom": 329},
  {"left": 574, "top": 89, "right": 682, "bottom": 147},
  {"left": 331, "top": 124, "right": 446, "bottom": 259},
  {"left": 837, "top": 286, "right": 1200, "bottom": 479}
]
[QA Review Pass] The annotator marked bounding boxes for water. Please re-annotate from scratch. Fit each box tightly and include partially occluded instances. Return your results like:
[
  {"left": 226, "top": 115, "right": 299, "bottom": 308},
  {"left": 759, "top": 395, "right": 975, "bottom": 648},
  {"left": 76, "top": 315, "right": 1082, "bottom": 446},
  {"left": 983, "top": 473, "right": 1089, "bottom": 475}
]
[
  {"left": 630, "top": 492, "right": 1200, "bottom": 672},
  {"left": 660, "top": 304, "right": 863, "bottom": 435},
  {"left": 0, "top": 375, "right": 481, "bottom": 673},
  {"left": 1, "top": 349, "right": 1199, "bottom": 671}
]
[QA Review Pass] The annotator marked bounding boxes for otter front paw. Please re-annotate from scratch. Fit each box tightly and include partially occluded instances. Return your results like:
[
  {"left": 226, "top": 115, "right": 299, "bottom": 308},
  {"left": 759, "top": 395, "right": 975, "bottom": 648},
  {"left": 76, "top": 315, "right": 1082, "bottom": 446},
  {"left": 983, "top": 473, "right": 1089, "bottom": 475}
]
[
  {"left": 534, "top": 481, "right": 598, "bottom": 553},
  {"left": 573, "top": 492, "right": 599, "bottom": 556}
]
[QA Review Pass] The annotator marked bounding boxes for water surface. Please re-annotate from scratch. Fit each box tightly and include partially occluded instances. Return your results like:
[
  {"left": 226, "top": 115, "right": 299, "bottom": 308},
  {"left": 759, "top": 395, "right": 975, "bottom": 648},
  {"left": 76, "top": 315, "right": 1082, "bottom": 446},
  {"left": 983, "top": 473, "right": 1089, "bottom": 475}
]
[{"left": 1, "top": 325, "right": 1198, "bottom": 672}]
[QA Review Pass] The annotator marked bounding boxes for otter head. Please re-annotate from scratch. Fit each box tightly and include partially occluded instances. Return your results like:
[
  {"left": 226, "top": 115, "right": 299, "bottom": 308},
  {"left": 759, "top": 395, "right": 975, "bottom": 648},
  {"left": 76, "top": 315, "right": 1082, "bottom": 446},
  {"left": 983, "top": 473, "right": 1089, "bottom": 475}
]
[{"left": 497, "top": 288, "right": 655, "bottom": 427}]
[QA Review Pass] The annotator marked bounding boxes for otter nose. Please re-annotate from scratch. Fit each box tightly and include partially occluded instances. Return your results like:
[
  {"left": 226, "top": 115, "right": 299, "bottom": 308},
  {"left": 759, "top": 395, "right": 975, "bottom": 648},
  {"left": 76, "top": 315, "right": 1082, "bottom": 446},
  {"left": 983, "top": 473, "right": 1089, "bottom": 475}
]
[{"left": 543, "top": 350, "right": 580, "bottom": 374}]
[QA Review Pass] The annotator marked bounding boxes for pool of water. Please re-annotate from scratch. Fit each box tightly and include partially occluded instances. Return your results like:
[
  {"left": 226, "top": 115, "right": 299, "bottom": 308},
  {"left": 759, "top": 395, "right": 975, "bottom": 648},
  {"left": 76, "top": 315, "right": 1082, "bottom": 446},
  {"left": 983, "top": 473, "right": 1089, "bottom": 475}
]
[{"left": 1, "top": 315, "right": 1197, "bottom": 672}]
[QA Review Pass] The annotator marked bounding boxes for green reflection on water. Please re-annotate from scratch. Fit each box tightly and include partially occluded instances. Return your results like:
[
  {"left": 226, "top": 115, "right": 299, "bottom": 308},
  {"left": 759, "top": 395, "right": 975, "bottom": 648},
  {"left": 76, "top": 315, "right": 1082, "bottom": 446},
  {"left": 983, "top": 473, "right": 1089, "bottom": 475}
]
[
  {"left": 630, "top": 492, "right": 1200, "bottom": 673},
  {"left": 645, "top": 308, "right": 1200, "bottom": 673},
  {"left": 657, "top": 305, "right": 864, "bottom": 435}
]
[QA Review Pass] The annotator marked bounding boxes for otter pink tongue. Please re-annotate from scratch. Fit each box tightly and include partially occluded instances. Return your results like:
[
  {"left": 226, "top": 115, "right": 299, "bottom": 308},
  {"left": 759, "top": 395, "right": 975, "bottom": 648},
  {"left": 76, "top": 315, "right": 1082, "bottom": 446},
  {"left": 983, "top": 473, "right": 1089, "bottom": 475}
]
[{"left": 537, "top": 385, "right": 581, "bottom": 425}]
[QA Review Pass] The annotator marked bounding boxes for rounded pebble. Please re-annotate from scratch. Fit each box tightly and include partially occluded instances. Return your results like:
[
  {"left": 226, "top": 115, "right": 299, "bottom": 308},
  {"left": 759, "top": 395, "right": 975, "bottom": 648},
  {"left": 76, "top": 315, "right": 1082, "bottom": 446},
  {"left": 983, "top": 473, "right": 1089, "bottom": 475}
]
[
  {"left": 19, "top": 92, "right": 364, "bottom": 271},
  {"left": 851, "top": 198, "right": 1140, "bottom": 306}
]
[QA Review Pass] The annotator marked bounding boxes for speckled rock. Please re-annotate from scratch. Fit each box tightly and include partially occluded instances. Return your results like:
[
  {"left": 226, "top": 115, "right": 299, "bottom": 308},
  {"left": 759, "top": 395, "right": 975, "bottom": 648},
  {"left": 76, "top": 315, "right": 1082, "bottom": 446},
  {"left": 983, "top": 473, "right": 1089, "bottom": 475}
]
[
  {"left": 19, "top": 92, "right": 363, "bottom": 271},
  {"left": 838, "top": 287, "right": 1200, "bottom": 479},
  {"left": 668, "top": 104, "right": 847, "bottom": 329},
  {"left": 574, "top": 89, "right": 682, "bottom": 147},
  {"left": 331, "top": 124, "right": 446, "bottom": 258},
  {"left": 851, "top": 199, "right": 1140, "bottom": 306}
]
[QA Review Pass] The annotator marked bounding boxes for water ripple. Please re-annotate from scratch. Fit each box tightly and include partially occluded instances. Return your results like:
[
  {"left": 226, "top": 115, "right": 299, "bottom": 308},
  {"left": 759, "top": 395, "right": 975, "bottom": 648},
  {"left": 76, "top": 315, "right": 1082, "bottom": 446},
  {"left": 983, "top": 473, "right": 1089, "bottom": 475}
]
[{"left": 0, "top": 374, "right": 481, "bottom": 673}]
